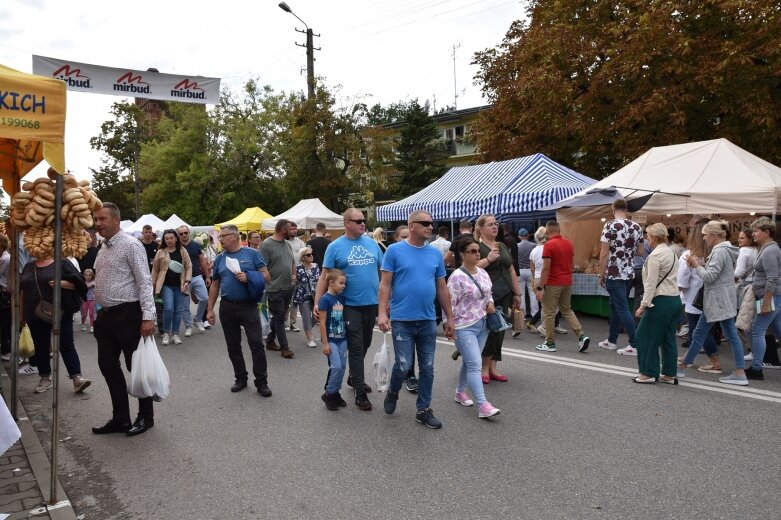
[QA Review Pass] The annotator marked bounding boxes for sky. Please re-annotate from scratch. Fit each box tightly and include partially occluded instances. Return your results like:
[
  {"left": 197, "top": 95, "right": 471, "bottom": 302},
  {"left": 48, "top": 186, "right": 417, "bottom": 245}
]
[{"left": 0, "top": 0, "right": 524, "bottom": 183}]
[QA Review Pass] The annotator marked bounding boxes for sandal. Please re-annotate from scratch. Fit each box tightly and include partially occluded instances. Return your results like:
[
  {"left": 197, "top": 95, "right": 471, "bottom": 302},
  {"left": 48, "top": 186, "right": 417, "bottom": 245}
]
[
  {"left": 632, "top": 376, "right": 656, "bottom": 384},
  {"left": 697, "top": 364, "right": 722, "bottom": 374}
]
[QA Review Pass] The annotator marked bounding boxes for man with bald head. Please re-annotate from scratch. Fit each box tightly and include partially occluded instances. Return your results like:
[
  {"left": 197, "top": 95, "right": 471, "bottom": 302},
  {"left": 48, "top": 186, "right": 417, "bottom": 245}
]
[{"left": 315, "top": 208, "right": 383, "bottom": 411}]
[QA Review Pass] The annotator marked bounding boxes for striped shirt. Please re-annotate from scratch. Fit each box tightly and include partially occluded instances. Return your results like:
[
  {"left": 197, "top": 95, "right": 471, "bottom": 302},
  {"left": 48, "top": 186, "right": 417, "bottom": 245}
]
[{"left": 94, "top": 231, "right": 156, "bottom": 321}]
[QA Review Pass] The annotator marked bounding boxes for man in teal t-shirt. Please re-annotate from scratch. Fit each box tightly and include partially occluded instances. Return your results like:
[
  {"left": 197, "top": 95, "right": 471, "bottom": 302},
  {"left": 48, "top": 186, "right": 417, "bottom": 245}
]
[{"left": 315, "top": 208, "right": 383, "bottom": 412}]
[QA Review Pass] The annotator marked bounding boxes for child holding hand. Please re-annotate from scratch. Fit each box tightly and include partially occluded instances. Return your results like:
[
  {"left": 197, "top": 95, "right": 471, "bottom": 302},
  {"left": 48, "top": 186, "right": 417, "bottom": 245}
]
[
  {"left": 318, "top": 269, "right": 347, "bottom": 411},
  {"left": 81, "top": 268, "right": 96, "bottom": 333}
]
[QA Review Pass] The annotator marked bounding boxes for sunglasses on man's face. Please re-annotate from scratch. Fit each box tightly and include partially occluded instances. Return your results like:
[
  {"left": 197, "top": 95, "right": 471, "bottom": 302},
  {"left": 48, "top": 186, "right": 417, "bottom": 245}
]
[
  {"left": 413, "top": 220, "right": 434, "bottom": 227},
  {"left": 349, "top": 219, "right": 367, "bottom": 225}
]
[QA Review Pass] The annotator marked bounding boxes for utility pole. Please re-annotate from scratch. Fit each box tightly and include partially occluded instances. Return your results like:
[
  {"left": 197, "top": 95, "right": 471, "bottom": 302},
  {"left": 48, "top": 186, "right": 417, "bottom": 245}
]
[
  {"left": 451, "top": 43, "right": 461, "bottom": 110},
  {"left": 279, "top": 3, "right": 320, "bottom": 99}
]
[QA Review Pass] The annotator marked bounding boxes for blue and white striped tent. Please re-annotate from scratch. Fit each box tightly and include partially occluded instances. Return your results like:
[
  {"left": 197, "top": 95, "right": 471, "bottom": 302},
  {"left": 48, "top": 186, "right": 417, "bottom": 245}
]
[{"left": 376, "top": 154, "right": 595, "bottom": 222}]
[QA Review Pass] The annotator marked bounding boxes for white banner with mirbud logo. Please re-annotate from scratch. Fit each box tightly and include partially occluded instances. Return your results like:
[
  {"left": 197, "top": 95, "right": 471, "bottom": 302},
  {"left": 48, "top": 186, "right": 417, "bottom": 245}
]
[{"left": 32, "top": 55, "right": 221, "bottom": 104}]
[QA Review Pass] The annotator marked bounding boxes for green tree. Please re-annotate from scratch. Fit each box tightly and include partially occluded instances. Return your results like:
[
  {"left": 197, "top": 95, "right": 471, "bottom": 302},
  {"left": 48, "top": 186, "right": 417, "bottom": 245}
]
[
  {"left": 472, "top": 0, "right": 781, "bottom": 178},
  {"left": 394, "top": 100, "right": 448, "bottom": 197}
]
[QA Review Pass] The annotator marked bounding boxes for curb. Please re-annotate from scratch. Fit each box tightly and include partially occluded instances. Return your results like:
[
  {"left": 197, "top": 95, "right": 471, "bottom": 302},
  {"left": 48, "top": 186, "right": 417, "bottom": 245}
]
[{"left": 0, "top": 364, "right": 77, "bottom": 520}]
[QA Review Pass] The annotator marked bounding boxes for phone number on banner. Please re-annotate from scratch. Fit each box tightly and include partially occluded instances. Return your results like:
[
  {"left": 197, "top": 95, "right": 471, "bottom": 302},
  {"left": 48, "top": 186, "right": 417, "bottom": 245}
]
[{"left": 0, "top": 117, "right": 41, "bottom": 129}]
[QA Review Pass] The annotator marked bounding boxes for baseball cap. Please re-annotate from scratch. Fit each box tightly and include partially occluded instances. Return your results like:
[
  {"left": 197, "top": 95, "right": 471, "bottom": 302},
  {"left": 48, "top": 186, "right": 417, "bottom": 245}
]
[{"left": 518, "top": 228, "right": 529, "bottom": 237}]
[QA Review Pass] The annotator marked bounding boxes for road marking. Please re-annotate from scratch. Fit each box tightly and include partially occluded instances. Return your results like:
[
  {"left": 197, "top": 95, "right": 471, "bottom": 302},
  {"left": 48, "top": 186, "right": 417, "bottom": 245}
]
[{"left": 430, "top": 337, "right": 781, "bottom": 404}]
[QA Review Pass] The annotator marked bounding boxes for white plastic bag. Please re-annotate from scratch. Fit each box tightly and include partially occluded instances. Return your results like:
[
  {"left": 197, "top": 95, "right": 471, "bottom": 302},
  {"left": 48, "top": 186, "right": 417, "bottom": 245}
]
[
  {"left": 128, "top": 336, "right": 170, "bottom": 401},
  {"left": 373, "top": 333, "right": 393, "bottom": 393}
]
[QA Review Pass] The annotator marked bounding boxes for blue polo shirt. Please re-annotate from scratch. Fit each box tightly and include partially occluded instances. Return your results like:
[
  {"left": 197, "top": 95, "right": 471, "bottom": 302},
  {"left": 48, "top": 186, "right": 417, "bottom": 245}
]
[
  {"left": 323, "top": 235, "right": 383, "bottom": 306},
  {"left": 381, "top": 240, "right": 445, "bottom": 321},
  {"left": 212, "top": 247, "right": 266, "bottom": 301}
]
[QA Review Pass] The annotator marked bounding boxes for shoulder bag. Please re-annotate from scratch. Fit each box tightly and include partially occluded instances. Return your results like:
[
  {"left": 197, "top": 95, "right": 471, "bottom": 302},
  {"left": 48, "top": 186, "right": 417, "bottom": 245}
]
[
  {"left": 33, "top": 267, "right": 55, "bottom": 324},
  {"left": 459, "top": 268, "right": 511, "bottom": 332}
]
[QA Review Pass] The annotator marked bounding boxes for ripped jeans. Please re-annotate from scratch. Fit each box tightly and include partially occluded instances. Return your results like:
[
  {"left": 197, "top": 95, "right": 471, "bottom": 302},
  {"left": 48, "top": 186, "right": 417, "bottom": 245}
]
[{"left": 389, "top": 320, "right": 437, "bottom": 410}]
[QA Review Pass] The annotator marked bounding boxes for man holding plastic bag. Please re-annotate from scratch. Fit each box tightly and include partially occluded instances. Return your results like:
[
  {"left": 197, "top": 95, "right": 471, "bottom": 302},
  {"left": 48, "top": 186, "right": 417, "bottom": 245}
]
[{"left": 92, "top": 203, "right": 159, "bottom": 437}]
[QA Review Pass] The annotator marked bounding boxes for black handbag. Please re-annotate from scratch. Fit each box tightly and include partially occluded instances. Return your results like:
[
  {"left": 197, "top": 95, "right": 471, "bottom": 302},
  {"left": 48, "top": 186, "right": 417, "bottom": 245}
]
[
  {"left": 33, "top": 267, "right": 55, "bottom": 324},
  {"left": 692, "top": 287, "right": 704, "bottom": 311}
]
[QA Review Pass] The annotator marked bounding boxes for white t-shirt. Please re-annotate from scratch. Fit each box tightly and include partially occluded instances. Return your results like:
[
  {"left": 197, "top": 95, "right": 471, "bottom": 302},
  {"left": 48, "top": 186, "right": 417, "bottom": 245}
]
[{"left": 529, "top": 244, "right": 544, "bottom": 282}]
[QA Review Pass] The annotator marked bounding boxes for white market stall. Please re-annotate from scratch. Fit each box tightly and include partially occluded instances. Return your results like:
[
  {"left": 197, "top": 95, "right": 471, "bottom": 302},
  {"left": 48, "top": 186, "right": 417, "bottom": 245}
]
[
  {"left": 123, "top": 214, "right": 166, "bottom": 235},
  {"left": 163, "top": 213, "right": 190, "bottom": 230},
  {"left": 262, "top": 198, "right": 344, "bottom": 231}
]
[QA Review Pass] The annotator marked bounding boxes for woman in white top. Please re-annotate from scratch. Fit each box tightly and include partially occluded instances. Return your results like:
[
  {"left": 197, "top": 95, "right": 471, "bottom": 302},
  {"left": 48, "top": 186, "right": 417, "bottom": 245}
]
[
  {"left": 734, "top": 228, "right": 758, "bottom": 308},
  {"left": 528, "top": 227, "right": 561, "bottom": 333}
]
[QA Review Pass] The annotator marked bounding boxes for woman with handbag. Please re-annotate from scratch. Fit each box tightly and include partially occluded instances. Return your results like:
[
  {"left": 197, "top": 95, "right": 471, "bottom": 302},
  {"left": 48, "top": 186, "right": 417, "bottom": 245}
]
[
  {"left": 293, "top": 247, "right": 321, "bottom": 348},
  {"left": 447, "top": 236, "right": 500, "bottom": 418},
  {"left": 682, "top": 221, "right": 746, "bottom": 385},
  {"left": 20, "top": 253, "right": 90, "bottom": 394},
  {"left": 474, "top": 214, "right": 520, "bottom": 384},
  {"left": 632, "top": 223, "right": 680, "bottom": 384},
  {"left": 151, "top": 229, "right": 192, "bottom": 346}
]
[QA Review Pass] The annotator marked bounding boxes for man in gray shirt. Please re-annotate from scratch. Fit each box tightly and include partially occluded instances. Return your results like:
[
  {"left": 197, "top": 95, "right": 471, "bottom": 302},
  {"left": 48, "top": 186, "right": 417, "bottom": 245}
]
[
  {"left": 260, "top": 219, "right": 296, "bottom": 359},
  {"left": 517, "top": 228, "right": 537, "bottom": 325}
]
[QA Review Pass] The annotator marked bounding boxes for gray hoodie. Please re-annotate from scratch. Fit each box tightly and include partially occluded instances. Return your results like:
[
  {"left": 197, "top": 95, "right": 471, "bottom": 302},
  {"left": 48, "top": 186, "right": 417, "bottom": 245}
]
[
  {"left": 695, "top": 241, "right": 740, "bottom": 322},
  {"left": 752, "top": 241, "right": 781, "bottom": 298}
]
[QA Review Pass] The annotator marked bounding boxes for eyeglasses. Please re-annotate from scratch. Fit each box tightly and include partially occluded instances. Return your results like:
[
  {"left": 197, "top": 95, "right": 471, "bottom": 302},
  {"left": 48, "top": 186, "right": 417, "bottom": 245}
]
[
  {"left": 464, "top": 248, "right": 480, "bottom": 254},
  {"left": 218, "top": 233, "right": 237, "bottom": 239},
  {"left": 348, "top": 219, "right": 367, "bottom": 225},
  {"left": 178, "top": 231, "right": 189, "bottom": 235},
  {"left": 413, "top": 220, "right": 434, "bottom": 227},
  {"left": 303, "top": 253, "right": 313, "bottom": 257}
]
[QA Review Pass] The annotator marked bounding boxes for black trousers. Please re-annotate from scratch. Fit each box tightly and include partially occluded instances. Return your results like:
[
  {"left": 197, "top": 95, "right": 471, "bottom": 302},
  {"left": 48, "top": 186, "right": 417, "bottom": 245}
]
[
  {"left": 266, "top": 289, "right": 293, "bottom": 349},
  {"left": 94, "top": 302, "right": 153, "bottom": 423},
  {"left": 219, "top": 300, "right": 268, "bottom": 386},
  {"left": 344, "top": 304, "right": 377, "bottom": 395}
]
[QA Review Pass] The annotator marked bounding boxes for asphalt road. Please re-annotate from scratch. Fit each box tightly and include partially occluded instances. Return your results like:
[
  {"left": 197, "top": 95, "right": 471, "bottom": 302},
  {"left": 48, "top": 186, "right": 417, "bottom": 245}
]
[{"left": 15, "top": 309, "right": 781, "bottom": 520}]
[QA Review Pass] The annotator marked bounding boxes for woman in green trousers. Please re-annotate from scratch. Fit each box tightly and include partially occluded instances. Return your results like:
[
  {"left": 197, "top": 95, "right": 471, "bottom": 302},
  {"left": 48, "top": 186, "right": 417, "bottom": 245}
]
[{"left": 633, "top": 223, "right": 680, "bottom": 384}]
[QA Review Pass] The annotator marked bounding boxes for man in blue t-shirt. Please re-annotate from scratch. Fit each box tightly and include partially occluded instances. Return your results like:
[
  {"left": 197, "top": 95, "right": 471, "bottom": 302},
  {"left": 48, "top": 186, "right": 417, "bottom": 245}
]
[
  {"left": 177, "top": 226, "right": 212, "bottom": 334},
  {"left": 378, "top": 210, "right": 455, "bottom": 430},
  {"left": 314, "top": 208, "right": 383, "bottom": 412},
  {"left": 206, "top": 225, "right": 272, "bottom": 397}
]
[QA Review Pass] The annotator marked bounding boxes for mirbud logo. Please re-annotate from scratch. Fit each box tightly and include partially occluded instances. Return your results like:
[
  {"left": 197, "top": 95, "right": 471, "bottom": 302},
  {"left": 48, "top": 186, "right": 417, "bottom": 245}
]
[
  {"left": 170, "top": 79, "right": 205, "bottom": 100},
  {"left": 113, "top": 72, "right": 150, "bottom": 94},
  {"left": 51, "top": 65, "right": 92, "bottom": 89}
]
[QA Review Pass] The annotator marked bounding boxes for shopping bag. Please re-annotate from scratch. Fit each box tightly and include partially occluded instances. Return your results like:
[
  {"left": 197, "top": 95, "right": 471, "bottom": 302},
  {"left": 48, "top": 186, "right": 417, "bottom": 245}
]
[
  {"left": 511, "top": 305, "right": 524, "bottom": 334},
  {"left": 128, "top": 336, "right": 171, "bottom": 401},
  {"left": 19, "top": 325, "right": 35, "bottom": 357},
  {"left": 372, "top": 333, "right": 393, "bottom": 393},
  {"left": 259, "top": 308, "right": 270, "bottom": 338}
]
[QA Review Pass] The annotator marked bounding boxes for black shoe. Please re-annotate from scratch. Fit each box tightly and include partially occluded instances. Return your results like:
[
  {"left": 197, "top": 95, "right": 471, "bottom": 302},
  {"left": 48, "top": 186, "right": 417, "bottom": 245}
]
[
  {"left": 384, "top": 390, "right": 399, "bottom": 415},
  {"left": 92, "top": 419, "right": 131, "bottom": 434},
  {"left": 334, "top": 392, "right": 347, "bottom": 407},
  {"left": 257, "top": 384, "right": 272, "bottom": 397},
  {"left": 355, "top": 393, "right": 372, "bottom": 411},
  {"left": 231, "top": 380, "right": 248, "bottom": 392},
  {"left": 347, "top": 376, "right": 372, "bottom": 393},
  {"left": 127, "top": 417, "right": 154, "bottom": 436},
  {"left": 405, "top": 376, "right": 418, "bottom": 393},
  {"left": 745, "top": 367, "right": 764, "bottom": 380},
  {"left": 415, "top": 407, "right": 443, "bottom": 429},
  {"left": 322, "top": 392, "right": 340, "bottom": 411}
]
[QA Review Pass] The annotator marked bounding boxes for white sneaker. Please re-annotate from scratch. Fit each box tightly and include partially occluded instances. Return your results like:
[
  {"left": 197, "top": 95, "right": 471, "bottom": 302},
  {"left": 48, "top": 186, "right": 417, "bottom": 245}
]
[
  {"left": 307, "top": 340, "right": 317, "bottom": 348},
  {"left": 89, "top": 326, "right": 94, "bottom": 333},
  {"left": 598, "top": 339, "right": 618, "bottom": 350},
  {"left": 744, "top": 353, "right": 753, "bottom": 361},
  {"left": 172, "top": 335, "right": 182, "bottom": 345},
  {"left": 537, "top": 325, "right": 546, "bottom": 336},
  {"left": 1, "top": 353, "right": 10, "bottom": 362},
  {"left": 203, "top": 322, "right": 212, "bottom": 329},
  {"left": 80, "top": 324, "right": 87, "bottom": 332},
  {"left": 195, "top": 321, "right": 206, "bottom": 333},
  {"left": 677, "top": 324, "right": 689, "bottom": 337},
  {"left": 617, "top": 346, "right": 637, "bottom": 356},
  {"left": 554, "top": 326, "right": 568, "bottom": 334},
  {"left": 289, "top": 324, "right": 300, "bottom": 332},
  {"left": 454, "top": 391, "right": 474, "bottom": 407},
  {"left": 18, "top": 364, "right": 38, "bottom": 375},
  {"left": 719, "top": 373, "right": 749, "bottom": 386},
  {"left": 184, "top": 327, "right": 193, "bottom": 337},
  {"left": 162, "top": 333, "right": 170, "bottom": 346}
]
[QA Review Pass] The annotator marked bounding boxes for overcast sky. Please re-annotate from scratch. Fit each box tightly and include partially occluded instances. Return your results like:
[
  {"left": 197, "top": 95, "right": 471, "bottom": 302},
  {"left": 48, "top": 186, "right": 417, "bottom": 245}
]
[{"left": 1, "top": 0, "right": 523, "bottom": 182}]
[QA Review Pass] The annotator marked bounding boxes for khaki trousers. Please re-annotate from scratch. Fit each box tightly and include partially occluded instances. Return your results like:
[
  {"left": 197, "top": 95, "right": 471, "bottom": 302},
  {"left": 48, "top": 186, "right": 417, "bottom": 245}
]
[{"left": 541, "top": 285, "right": 583, "bottom": 344}]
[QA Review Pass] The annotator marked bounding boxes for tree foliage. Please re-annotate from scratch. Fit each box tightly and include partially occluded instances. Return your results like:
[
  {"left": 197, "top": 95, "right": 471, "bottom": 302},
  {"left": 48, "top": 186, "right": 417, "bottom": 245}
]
[
  {"left": 393, "top": 100, "right": 448, "bottom": 197},
  {"left": 472, "top": 0, "right": 781, "bottom": 178}
]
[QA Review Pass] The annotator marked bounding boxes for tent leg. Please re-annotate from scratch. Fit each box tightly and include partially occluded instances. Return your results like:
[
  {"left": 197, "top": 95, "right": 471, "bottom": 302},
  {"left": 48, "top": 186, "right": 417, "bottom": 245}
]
[{"left": 48, "top": 175, "right": 64, "bottom": 504}]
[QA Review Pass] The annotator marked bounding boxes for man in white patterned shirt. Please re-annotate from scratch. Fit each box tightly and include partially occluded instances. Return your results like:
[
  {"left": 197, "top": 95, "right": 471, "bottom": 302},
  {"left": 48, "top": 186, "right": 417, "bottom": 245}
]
[{"left": 92, "top": 203, "right": 158, "bottom": 437}]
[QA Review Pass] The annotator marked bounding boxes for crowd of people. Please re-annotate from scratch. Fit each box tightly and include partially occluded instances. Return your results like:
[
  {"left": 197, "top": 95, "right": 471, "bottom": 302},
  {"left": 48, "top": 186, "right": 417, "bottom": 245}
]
[{"left": 3, "top": 199, "right": 778, "bottom": 436}]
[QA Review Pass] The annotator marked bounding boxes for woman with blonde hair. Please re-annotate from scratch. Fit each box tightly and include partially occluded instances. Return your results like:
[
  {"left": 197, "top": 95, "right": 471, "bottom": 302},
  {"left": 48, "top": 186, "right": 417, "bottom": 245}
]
[
  {"left": 633, "top": 223, "right": 680, "bottom": 383},
  {"left": 293, "top": 246, "right": 320, "bottom": 348},
  {"left": 682, "top": 221, "right": 746, "bottom": 385},
  {"left": 372, "top": 227, "right": 387, "bottom": 252}
]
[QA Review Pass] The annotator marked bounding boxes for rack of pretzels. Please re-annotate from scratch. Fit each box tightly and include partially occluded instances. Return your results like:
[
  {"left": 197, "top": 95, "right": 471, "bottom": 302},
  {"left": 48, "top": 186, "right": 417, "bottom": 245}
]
[{"left": 9, "top": 169, "right": 103, "bottom": 260}]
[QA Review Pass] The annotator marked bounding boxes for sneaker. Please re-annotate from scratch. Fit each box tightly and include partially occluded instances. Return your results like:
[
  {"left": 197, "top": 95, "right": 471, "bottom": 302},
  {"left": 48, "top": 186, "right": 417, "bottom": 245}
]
[
  {"left": 203, "top": 322, "right": 212, "bottom": 329},
  {"left": 1, "top": 353, "right": 10, "bottom": 362},
  {"left": 307, "top": 340, "right": 317, "bottom": 348},
  {"left": 454, "top": 391, "right": 473, "bottom": 407},
  {"left": 81, "top": 324, "right": 87, "bottom": 332},
  {"left": 321, "top": 392, "right": 340, "bottom": 411},
  {"left": 384, "top": 390, "right": 399, "bottom": 415},
  {"left": 194, "top": 321, "right": 205, "bottom": 333},
  {"left": 172, "top": 335, "right": 182, "bottom": 345},
  {"left": 744, "top": 353, "right": 753, "bottom": 361},
  {"left": 415, "top": 408, "right": 443, "bottom": 429},
  {"left": 537, "top": 325, "right": 547, "bottom": 336},
  {"left": 73, "top": 376, "right": 91, "bottom": 393},
  {"left": 555, "top": 326, "right": 568, "bottom": 334},
  {"left": 617, "top": 346, "right": 637, "bottom": 356},
  {"left": 535, "top": 342, "right": 557, "bottom": 352},
  {"left": 526, "top": 320, "right": 537, "bottom": 333},
  {"left": 719, "top": 373, "right": 749, "bottom": 386},
  {"left": 762, "top": 363, "right": 781, "bottom": 370},
  {"left": 289, "top": 324, "right": 300, "bottom": 332},
  {"left": 744, "top": 367, "right": 764, "bottom": 380},
  {"left": 512, "top": 331, "right": 521, "bottom": 338},
  {"left": 89, "top": 326, "right": 94, "bottom": 333},
  {"left": 19, "top": 364, "right": 38, "bottom": 375},
  {"left": 405, "top": 377, "right": 419, "bottom": 393},
  {"left": 677, "top": 324, "right": 689, "bottom": 337},
  {"left": 161, "top": 333, "right": 170, "bottom": 346},
  {"left": 184, "top": 327, "right": 192, "bottom": 337},
  {"left": 598, "top": 339, "right": 618, "bottom": 350},
  {"left": 334, "top": 392, "right": 347, "bottom": 407},
  {"left": 578, "top": 335, "right": 590, "bottom": 353},
  {"left": 355, "top": 393, "right": 372, "bottom": 411},
  {"left": 478, "top": 402, "right": 500, "bottom": 418},
  {"left": 34, "top": 377, "right": 52, "bottom": 393}
]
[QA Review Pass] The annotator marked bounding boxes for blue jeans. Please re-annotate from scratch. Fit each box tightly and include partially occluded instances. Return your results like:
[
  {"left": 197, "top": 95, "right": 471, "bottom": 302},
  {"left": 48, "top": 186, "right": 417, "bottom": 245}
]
[
  {"left": 455, "top": 319, "right": 489, "bottom": 405},
  {"left": 685, "top": 315, "right": 743, "bottom": 368},
  {"left": 685, "top": 312, "right": 718, "bottom": 357},
  {"left": 182, "top": 275, "right": 209, "bottom": 326},
  {"left": 161, "top": 285, "right": 185, "bottom": 334},
  {"left": 750, "top": 294, "right": 781, "bottom": 370},
  {"left": 389, "top": 320, "right": 437, "bottom": 410},
  {"left": 606, "top": 278, "right": 636, "bottom": 346},
  {"left": 324, "top": 339, "right": 348, "bottom": 394}
]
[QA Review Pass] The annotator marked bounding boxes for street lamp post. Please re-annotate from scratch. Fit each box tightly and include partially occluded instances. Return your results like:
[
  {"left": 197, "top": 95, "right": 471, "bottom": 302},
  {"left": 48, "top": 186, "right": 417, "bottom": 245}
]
[{"left": 278, "top": 2, "right": 318, "bottom": 99}]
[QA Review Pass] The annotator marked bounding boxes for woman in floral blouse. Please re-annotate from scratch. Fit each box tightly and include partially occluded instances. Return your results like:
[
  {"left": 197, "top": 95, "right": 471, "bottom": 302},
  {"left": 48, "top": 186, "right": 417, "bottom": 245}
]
[
  {"left": 447, "top": 236, "right": 500, "bottom": 419},
  {"left": 293, "top": 247, "right": 321, "bottom": 348}
]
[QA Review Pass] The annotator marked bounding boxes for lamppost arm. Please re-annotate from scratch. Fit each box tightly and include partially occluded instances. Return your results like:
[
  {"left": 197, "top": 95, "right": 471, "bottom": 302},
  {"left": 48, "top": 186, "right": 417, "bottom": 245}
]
[{"left": 278, "top": 2, "right": 308, "bottom": 30}]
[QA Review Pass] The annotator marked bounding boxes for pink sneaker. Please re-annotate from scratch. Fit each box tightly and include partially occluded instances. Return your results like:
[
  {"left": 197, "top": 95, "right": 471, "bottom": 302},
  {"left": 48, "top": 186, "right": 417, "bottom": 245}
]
[
  {"left": 454, "top": 391, "right": 473, "bottom": 407},
  {"left": 478, "top": 402, "right": 500, "bottom": 418}
]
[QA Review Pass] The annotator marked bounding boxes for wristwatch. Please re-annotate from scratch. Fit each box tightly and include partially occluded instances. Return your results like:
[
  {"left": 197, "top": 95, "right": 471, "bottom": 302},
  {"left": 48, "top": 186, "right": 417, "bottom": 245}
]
[{"left": 536, "top": 286, "right": 543, "bottom": 291}]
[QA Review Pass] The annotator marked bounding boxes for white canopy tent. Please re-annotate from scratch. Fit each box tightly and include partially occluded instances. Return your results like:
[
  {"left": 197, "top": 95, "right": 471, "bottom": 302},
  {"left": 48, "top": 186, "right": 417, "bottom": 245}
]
[
  {"left": 556, "top": 139, "right": 781, "bottom": 222},
  {"left": 262, "top": 198, "right": 344, "bottom": 231},
  {"left": 123, "top": 214, "right": 166, "bottom": 235},
  {"left": 163, "top": 213, "right": 190, "bottom": 230},
  {"left": 119, "top": 219, "right": 135, "bottom": 230}
]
